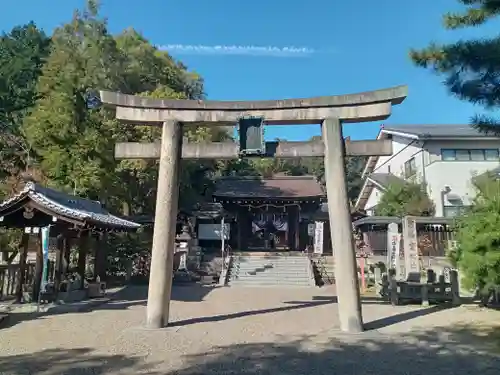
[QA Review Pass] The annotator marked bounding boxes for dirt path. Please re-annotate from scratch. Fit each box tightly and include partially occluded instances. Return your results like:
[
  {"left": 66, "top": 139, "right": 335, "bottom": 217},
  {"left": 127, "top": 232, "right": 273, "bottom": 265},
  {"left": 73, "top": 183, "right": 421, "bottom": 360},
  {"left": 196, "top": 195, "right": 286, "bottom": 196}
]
[{"left": 1, "top": 285, "right": 499, "bottom": 374}]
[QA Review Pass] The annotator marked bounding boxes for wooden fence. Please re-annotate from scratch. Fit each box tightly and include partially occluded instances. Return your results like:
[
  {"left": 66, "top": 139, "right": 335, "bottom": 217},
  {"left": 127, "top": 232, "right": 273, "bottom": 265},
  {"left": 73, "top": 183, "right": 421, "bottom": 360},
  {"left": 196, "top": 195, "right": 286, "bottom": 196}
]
[
  {"left": 0, "top": 261, "right": 56, "bottom": 301},
  {"left": 363, "top": 225, "right": 456, "bottom": 257}
]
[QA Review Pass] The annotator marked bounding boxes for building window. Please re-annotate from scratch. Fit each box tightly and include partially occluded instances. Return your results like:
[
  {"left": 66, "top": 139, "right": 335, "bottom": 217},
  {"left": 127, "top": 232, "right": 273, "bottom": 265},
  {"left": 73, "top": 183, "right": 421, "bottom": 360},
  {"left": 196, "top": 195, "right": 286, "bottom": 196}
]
[
  {"left": 441, "top": 149, "right": 499, "bottom": 161},
  {"left": 485, "top": 149, "right": 500, "bottom": 160},
  {"left": 404, "top": 157, "right": 417, "bottom": 178},
  {"left": 443, "top": 205, "right": 469, "bottom": 217},
  {"left": 470, "top": 149, "right": 485, "bottom": 161},
  {"left": 456, "top": 149, "right": 470, "bottom": 161},
  {"left": 442, "top": 149, "right": 456, "bottom": 161}
]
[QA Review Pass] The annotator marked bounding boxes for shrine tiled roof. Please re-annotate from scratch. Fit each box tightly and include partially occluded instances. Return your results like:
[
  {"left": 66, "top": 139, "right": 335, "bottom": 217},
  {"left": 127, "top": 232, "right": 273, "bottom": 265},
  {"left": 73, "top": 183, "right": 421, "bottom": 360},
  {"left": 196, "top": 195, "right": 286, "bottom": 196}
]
[
  {"left": 0, "top": 182, "right": 140, "bottom": 230},
  {"left": 213, "top": 175, "right": 324, "bottom": 200},
  {"left": 381, "top": 124, "right": 490, "bottom": 138}
]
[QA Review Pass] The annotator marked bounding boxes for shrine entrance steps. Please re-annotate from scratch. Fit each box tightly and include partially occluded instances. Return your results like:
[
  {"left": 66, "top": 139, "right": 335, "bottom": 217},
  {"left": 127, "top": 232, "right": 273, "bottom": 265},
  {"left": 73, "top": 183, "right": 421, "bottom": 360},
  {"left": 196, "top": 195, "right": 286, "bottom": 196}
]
[{"left": 227, "top": 254, "right": 315, "bottom": 287}]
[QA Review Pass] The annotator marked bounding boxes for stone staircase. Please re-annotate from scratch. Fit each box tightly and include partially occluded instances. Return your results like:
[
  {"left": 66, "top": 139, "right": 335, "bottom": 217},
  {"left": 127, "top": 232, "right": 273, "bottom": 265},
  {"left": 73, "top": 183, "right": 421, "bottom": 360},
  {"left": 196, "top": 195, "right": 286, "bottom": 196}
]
[{"left": 228, "top": 255, "right": 315, "bottom": 287}]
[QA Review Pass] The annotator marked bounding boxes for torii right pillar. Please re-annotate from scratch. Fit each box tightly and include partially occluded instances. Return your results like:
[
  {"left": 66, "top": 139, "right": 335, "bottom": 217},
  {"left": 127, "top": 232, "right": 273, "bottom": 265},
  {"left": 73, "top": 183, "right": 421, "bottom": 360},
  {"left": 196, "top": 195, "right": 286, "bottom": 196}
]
[{"left": 323, "top": 118, "right": 363, "bottom": 333}]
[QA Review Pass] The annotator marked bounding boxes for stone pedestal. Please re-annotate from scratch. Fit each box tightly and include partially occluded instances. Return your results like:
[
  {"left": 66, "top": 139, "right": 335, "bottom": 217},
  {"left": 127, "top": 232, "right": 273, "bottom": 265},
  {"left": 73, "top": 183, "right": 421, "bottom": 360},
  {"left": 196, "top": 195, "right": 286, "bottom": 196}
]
[{"left": 87, "top": 282, "right": 106, "bottom": 298}]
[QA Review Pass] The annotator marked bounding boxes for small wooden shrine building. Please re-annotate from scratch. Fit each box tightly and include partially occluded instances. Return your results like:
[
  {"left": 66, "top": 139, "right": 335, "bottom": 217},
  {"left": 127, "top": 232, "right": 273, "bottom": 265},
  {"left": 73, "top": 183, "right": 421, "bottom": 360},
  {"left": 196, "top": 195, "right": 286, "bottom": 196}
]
[
  {"left": 212, "top": 175, "right": 325, "bottom": 252},
  {"left": 352, "top": 215, "right": 455, "bottom": 257},
  {"left": 0, "top": 181, "right": 140, "bottom": 303}
]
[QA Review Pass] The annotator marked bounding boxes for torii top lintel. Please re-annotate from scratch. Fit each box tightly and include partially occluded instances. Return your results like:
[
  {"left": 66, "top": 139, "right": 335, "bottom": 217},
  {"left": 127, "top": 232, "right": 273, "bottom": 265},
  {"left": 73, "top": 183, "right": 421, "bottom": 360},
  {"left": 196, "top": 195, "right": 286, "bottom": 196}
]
[{"left": 99, "top": 85, "right": 408, "bottom": 125}]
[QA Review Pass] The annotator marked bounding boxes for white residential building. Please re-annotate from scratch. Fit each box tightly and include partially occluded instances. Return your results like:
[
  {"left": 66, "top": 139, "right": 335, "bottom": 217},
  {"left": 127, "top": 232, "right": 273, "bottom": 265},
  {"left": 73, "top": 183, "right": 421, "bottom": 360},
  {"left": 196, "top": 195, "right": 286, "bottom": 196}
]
[{"left": 355, "top": 125, "right": 500, "bottom": 217}]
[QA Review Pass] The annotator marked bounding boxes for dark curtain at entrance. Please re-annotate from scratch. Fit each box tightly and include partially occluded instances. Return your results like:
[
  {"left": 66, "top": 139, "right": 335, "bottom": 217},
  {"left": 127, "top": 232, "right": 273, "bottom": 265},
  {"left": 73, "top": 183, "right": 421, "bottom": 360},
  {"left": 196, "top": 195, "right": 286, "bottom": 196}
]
[
  {"left": 238, "top": 211, "right": 252, "bottom": 250},
  {"left": 298, "top": 221, "right": 310, "bottom": 251},
  {"left": 229, "top": 220, "right": 238, "bottom": 249},
  {"left": 287, "top": 207, "right": 299, "bottom": 251}
]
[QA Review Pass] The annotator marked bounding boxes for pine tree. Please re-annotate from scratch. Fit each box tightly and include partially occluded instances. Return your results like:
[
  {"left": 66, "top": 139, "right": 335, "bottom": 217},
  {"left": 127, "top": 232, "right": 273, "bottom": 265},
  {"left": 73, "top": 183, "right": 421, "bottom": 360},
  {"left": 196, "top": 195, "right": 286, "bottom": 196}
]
[
  {"left": 410, "top": 0, "right": 500, "bottom": 134},
  {"left": 451, "top": 176, "right": 500, "bottom": 296}
]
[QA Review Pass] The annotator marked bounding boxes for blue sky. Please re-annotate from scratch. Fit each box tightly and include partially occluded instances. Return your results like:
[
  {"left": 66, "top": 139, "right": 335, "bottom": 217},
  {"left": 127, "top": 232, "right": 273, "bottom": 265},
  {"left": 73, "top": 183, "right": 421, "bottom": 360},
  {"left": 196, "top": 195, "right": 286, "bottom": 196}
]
[{"left": 2, "top": 0, "right": 499, "bottom": 140}]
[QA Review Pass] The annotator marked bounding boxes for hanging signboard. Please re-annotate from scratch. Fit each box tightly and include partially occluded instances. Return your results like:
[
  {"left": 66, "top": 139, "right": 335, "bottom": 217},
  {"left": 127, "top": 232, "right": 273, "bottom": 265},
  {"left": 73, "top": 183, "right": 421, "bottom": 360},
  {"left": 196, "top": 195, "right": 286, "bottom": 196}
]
[
  {"left": 307, "top": 223, "right": 315, "bottom": 236},
  {"left": 313, "top": 221, "right": 324, "bottom": 254}
]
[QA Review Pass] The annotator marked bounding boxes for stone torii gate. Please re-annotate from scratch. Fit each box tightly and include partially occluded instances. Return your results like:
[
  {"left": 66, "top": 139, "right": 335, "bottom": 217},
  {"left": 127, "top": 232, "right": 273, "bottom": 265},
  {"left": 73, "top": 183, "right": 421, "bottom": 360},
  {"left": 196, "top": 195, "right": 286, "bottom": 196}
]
[{"left": 99, "top": 85, "right": 408, "bottom": 333}]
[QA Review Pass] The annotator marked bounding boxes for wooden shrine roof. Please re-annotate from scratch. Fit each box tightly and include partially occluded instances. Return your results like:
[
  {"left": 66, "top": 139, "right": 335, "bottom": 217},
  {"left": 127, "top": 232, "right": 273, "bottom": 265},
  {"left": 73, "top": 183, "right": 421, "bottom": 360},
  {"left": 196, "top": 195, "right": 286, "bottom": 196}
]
[
  {"left": 213, "top": 175, "right": 324, "bottom": 200},
  {"left": 0, "top": 182, "right": 140, "bottom": 231},
  {"left": 352, "top": 216, "right": 455, "bottom": 227}
]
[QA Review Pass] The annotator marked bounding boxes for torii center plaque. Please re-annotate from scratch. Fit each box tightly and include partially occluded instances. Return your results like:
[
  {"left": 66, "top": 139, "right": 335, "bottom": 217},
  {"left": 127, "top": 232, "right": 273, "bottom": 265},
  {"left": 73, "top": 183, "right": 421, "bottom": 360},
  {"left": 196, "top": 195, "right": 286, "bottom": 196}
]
[{"left": 99, "top": 85, "right": 408, "bottom": 333}]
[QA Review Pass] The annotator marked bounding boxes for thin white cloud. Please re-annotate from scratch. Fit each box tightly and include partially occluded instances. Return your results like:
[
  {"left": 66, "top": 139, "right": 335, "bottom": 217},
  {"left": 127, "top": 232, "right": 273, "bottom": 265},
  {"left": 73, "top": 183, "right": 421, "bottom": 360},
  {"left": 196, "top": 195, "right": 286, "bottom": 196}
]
[{"left": 158, "top": 44, "right": 315, "bottom": 57}]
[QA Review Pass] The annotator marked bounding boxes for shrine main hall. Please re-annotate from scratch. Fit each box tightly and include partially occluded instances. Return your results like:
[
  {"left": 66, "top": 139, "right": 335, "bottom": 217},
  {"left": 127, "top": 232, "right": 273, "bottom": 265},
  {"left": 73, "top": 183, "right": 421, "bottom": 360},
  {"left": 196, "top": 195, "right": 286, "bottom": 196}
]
[{"left": 199, "top": 174, "right": 334, "bottom": 254}]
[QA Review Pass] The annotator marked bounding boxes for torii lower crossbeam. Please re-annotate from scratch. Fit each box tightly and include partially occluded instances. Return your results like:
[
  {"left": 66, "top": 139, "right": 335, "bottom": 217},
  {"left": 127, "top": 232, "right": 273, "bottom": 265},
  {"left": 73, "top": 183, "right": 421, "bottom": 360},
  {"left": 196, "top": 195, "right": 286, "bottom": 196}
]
[{"left": 114, "top": 139, "right": 392, "bottom": 159}]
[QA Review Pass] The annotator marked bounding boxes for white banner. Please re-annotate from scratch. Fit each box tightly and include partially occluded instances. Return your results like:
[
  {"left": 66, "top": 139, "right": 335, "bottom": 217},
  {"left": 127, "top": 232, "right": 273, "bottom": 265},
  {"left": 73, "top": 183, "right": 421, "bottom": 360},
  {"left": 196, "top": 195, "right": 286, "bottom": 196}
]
[
  {"left": 37, "top": 226, "right": 50, "bottom": 312},
  {"left": 386, "top": 222, "right": 400, "bottom": 271},
  {"left": 313, "top": 221, "right": 324, "bottom": 254},
  {"left": 178, "top": 252, "right": 187, "bottom": 271},
  {"left": 40, "top": 226, "right": 50, "bottom": 290}
]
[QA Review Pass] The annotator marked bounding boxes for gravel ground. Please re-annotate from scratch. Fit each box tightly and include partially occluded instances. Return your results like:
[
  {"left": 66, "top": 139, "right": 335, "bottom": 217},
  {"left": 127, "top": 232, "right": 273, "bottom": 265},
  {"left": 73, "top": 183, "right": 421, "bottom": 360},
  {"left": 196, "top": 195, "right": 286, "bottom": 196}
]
[{"left": 1, "top": 285, "right": 500, "bottom": 374}]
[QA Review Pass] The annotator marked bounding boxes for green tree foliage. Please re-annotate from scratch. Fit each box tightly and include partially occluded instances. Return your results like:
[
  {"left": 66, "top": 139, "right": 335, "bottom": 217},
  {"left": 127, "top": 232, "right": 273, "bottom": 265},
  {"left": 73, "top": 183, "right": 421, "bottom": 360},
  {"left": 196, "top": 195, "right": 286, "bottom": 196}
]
[
  {"left": 345, "top": 157, "right": 366, "bottom": 203},
  {"left": 451, "top": 176, "right": 500, "bottom": 295},
  {"left": 0, "top": 22, "right": 50, "bottom": 126},
  {"left": 0, "top": 23, "right": 51, "bottom": 255},
  {"left": 293, "top": 135, "right": 366, "bottom": 203},
  {"left": 375, "top": 181, "right": 435, "bottom": 217},
  {"left": 0, "top": 0, "right": 368, "bottom": 271},
  {"left": 0, "top": 22, "right": 51, "bottom": 193},
  {"left": 107, "top": 28, "right": 218, "bottom": 214},
  {"left": 231, "top": 135, "right": 365, "bottom": 203},
  {"left": 22, "top": 2, "right": 122, "bottom": 197},
  {"left": 114, "top": 28, "right": 204, "bottom": 99},
  {"left": 0, "top": 0, "right": 215, "bottom": 266},
  {"left": 409, "top": 0, "right": 500, "bottom": 134}
]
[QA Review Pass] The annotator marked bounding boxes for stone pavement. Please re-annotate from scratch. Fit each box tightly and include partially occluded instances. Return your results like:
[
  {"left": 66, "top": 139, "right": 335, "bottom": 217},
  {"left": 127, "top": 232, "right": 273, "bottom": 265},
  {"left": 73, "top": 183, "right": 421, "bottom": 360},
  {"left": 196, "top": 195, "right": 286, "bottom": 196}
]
[{"left": 1, "top": 285, "right": 500, "bottom": 374}]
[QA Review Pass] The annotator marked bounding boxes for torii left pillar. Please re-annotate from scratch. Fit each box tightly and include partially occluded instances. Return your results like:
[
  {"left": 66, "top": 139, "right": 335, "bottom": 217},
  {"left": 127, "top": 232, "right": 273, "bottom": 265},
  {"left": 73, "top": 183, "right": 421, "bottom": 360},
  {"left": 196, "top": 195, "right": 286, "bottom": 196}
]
[{"left": 146, "top": 120, "right": 182, "bottom": 328}]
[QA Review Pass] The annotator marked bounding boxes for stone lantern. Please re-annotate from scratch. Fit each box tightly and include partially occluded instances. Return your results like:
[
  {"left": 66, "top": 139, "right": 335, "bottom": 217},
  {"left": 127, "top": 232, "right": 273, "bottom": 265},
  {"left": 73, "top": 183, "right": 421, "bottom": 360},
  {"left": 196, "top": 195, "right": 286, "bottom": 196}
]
[{"left": 174, "top": 225, "right": 192, "bottom": 272}]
